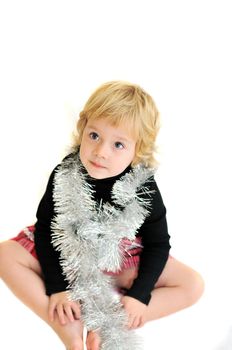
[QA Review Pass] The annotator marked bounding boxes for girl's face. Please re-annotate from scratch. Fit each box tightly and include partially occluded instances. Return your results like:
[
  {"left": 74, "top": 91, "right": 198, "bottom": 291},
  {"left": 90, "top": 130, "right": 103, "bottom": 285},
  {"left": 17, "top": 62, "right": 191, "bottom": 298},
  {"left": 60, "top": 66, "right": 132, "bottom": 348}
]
[{"left": 80, "top": 118, "right": 136, "bottom": 179}]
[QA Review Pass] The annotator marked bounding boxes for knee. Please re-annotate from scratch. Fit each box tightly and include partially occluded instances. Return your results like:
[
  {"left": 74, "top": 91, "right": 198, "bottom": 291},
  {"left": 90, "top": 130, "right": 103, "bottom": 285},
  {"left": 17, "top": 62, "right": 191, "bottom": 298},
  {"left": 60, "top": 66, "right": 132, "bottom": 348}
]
[
  {"left": 0, "top": 240, "right": 21, "bottom": 276},
  {"left": 184, "top": 270, "right": 205, "bottom": 306},
  {"left": 0, "top": 241, "right": 10, "bottom": 275},
  {"left": 0, "top": 241, "right": 8, "bottom": 262}
]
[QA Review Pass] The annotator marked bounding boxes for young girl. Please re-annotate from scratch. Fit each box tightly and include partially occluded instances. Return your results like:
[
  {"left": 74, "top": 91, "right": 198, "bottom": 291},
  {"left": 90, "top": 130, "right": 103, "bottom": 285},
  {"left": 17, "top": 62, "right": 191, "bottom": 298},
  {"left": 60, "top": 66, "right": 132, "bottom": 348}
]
[{"left": 0, "top": 81, "right": 204, "bottom": 350}]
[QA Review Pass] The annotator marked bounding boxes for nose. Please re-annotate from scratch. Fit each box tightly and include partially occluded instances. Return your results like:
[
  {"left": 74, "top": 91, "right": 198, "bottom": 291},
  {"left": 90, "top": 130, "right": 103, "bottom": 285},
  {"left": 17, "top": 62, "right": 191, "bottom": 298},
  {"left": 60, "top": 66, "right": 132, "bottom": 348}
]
[{"left": 94, "top": 142, "right": 110, "bottom": 159}]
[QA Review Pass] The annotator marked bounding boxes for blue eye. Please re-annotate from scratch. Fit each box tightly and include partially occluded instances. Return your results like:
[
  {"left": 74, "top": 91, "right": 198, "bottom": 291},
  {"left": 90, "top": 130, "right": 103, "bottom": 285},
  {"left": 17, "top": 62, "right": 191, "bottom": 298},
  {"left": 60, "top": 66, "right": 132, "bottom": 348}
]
[
  {"left": 114, "top": 142, "right": 124, "bottom": 149},
  {"left": 89, "top": 132, "right": 99, "bottom": 140}
]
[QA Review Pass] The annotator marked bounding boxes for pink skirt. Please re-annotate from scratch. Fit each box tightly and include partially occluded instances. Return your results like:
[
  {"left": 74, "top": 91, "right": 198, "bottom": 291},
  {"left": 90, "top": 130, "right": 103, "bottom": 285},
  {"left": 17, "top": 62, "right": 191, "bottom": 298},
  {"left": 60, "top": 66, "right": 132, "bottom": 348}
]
[
  {"left": 11, "top": 225, "right": 37, "bottom": 259},
  {"left": 11, "top": 225, "right": 142, "bottom": 274}
]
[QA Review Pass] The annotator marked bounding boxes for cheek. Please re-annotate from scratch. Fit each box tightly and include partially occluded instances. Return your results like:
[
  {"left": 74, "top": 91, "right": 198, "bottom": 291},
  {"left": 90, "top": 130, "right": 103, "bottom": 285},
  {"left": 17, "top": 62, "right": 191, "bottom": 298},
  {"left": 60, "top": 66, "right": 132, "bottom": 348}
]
[
  {"left": 80, "top": 136, "right": 89, "bottom": 152},
  {"left": 129, "top": 148, "right": 136, "bottom": 162},
  {"left": 120, "top": 152, "right": 135, "bottom": 167},
  {"left": 79, "top": 140, "right": 88, "bottom": 162}
]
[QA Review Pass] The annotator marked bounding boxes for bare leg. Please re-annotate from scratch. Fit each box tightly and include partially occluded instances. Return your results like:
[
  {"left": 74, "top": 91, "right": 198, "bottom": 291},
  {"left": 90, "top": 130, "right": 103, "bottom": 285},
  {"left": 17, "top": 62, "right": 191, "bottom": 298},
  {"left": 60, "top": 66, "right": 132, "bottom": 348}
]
[
  {"left": 144, "top": 257, "right": 204, "bottom": 321},
  {"left": 0, "top": 240, "right": 84, "bottom": 350},
  {"left": 115, "top": 256, "right": 204, "bottom": 324}
]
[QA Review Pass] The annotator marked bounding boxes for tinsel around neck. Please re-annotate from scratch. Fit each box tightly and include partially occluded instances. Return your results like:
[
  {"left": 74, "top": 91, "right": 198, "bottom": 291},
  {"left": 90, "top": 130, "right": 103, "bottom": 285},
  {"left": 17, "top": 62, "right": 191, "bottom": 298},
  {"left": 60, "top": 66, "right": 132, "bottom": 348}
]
[{"left": 51, "top": 152, "right": 155, "bottom": 350}]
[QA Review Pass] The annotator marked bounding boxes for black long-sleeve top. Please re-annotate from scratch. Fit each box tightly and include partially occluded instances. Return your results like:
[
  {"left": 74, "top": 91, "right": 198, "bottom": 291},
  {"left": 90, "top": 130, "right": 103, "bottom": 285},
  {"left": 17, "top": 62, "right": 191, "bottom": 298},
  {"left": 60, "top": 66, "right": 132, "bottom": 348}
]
[{"left": 34, "top": 158, "right": 171, "bottom": 305}]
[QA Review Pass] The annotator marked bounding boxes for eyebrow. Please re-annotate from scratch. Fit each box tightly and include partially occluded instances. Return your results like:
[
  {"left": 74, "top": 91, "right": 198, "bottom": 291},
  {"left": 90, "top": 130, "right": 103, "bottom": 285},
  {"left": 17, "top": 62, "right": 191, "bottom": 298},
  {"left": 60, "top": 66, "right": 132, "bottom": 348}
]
[{"left": 86, "top": 124, "right": 134, "bottom": 143}]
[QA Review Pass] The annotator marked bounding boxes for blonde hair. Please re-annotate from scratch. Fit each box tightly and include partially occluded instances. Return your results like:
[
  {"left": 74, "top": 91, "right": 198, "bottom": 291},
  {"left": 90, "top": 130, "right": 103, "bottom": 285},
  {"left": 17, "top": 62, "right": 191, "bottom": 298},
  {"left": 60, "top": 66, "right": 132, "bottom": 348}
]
[{"left": 73, "top": 81, "right": 160, "bottom": 168}]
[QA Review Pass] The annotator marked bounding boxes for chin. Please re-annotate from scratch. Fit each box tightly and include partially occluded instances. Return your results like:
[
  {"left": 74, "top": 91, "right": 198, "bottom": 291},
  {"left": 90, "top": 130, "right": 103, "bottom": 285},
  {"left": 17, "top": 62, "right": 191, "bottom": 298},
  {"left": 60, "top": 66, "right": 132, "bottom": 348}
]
[
  {"left": 86, "top": 168, "right": 108, "bottom": 180},
  {"left": 90, "top": 173, "right": 107, "bottom": 180},
  {"left": 91, "top": 175, "right": 106, "bottom": 179}
]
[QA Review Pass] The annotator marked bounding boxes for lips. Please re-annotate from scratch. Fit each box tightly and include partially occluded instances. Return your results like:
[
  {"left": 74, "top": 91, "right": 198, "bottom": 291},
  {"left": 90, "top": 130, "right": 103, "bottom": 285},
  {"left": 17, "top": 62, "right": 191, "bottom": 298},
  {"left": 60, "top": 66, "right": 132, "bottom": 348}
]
[{"left": 90, "top": 161, "right": 106, "bottom": 169}]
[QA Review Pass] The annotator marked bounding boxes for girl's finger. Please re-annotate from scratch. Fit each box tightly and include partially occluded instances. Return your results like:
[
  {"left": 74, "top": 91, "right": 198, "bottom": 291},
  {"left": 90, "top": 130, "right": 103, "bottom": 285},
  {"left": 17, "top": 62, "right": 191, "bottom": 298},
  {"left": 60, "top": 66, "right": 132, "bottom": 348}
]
[
  {"left": 71, "top": 302, "right": 81, "bottom": 320},
  {"left": 138, "top": 316, "right": 145, "bottom": 328},
  {"left": 64, "top": 304, "right": 75, "bottom": 323},
  {"left": 127, "top": 314, "right": 134, "bottom": 329},
  {"left": 132, "top": 315, "right": 141, "bottom": 329},
  {"left": 57, "top": 303, "right": 67, "bottom": 325}
]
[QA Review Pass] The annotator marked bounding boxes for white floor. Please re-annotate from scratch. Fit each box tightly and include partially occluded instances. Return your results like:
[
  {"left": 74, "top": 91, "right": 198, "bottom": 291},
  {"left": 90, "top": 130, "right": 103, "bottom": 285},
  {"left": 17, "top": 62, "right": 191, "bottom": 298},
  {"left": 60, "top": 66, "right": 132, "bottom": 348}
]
[{"left": 1, "top": 277, "right": 232, "bottom": 349}]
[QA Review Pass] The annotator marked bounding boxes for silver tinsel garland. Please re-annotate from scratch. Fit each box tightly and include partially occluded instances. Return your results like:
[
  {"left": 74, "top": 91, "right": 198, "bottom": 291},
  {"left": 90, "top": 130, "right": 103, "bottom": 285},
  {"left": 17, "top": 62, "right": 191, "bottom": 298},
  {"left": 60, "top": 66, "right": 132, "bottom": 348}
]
[{"left": 51, "top": 152, "right": 155, "bottom": 349}]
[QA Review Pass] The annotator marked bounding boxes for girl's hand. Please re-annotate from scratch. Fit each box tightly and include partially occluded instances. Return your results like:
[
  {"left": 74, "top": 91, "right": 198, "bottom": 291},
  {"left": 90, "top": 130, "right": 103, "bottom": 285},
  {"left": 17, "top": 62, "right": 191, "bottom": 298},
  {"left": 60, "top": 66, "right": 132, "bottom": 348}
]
[
  {"left": 120, "top": 295, "right": 147, "bottom": 329},
  {"left": 48, "top": 291, "right": 81, "bottom": 325}
]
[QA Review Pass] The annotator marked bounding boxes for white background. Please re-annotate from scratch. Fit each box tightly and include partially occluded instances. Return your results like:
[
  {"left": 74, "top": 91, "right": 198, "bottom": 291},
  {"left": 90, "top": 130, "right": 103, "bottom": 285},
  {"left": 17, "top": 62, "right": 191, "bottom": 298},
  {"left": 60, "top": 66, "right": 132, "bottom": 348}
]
[{"left": 0, "top": 1, "right": 232, "bottom": 349}]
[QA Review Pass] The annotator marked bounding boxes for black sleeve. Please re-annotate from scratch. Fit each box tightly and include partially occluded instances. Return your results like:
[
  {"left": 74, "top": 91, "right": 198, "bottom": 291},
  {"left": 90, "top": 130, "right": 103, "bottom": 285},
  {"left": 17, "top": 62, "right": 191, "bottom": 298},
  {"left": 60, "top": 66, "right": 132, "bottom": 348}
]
[
  {"left": 125, "top": 179, "right": 171, "bottom": 305},
  {"left": 34, "top": 166, "right": 69, "bottom": 295}
]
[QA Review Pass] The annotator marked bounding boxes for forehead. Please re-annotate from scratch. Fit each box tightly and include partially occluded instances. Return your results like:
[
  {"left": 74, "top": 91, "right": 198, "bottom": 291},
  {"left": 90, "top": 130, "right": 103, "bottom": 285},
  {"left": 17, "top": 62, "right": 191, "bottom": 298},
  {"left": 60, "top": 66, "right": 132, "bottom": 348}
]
[{"left": 86, "top": 118, "right": 137, "bottom": 141}]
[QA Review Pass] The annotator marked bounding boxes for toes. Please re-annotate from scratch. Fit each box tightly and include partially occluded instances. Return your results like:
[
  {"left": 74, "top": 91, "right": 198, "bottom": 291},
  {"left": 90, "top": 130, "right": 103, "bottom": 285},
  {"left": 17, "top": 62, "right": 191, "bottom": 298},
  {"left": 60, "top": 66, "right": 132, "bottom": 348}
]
[{"left": 86, "top": 331, "right": 101, "bottom": 350}]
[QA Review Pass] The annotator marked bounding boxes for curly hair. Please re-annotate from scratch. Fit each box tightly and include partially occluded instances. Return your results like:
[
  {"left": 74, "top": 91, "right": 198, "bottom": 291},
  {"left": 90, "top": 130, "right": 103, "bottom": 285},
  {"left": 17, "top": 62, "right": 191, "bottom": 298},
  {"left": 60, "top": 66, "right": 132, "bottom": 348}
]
[{"left": 73, "top": 81, "right": 160, "bottom": 168}]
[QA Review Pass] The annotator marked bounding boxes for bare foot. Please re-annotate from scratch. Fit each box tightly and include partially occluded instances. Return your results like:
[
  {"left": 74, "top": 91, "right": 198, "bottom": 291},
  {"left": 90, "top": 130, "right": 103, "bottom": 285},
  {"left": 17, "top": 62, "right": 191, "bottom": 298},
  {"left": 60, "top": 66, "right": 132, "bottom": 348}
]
[
  {"left": 86, "top": 330, "right": 101, "bottom": 350},
  {"left": 52, "top": 319, "right": 84, "bottom": 350}
]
